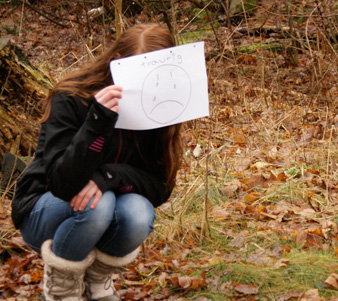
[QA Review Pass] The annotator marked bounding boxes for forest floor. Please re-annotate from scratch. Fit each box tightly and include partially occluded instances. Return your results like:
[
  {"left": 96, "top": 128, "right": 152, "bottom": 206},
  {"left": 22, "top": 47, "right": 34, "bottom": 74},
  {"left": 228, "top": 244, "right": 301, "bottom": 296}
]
[{"left": 2, "top": 1, "right": 338, "bottom": 300}]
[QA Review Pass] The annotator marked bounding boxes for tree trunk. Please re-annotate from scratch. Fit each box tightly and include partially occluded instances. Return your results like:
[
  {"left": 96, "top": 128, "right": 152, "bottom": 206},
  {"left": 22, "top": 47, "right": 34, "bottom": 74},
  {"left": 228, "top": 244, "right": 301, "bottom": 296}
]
[{"left": 0, "top": 38, "right": 55, "bottom": 164}]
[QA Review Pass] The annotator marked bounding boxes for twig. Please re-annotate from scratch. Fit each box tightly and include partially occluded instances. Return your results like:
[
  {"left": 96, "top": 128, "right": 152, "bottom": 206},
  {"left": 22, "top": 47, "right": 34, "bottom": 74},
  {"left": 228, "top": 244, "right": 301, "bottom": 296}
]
[
  {"left": 19, "top": 1, "right": 24, "bottom": 34},
  {"left": 170, "top": 0, "right": 178, "bottom": 45},
  {"left": 326, "top": 125, "right": 333, "bottom": 207},
  {"left": 178, "top": 0, "right": 214, "bottom": 35},
  {"left": 200, "top": 120, "right": 212, "bottom": 242},
  {"left": 240, "top": 0, "right": 250, "bottom": 38},
  {"left": 205, "top": 2, "right": 221, "bottom": 50},
  {"left": 115, "top": 0, "right": 123, "bottom": 39},
  {"left": 0, "top": 69, "right": 11, "bottom": 97},
  {"left": 305, "top": 2, "right": 319, "bottom": 59},
  {"left": 61, "top": 43, "right": 102, "bottom": 73},
  {"left": 21, "top": 0, "right": 71, "bottom": 28},
  {"left": 82, "top": 0, "right": 93, "bottom": 46}
]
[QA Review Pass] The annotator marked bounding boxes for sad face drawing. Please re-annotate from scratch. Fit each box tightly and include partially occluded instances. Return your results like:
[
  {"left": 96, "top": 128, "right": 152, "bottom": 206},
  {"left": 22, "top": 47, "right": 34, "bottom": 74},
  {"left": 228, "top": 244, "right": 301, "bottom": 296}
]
[{"left": 141, "top": 65, "right": 192, "bottom": 124}]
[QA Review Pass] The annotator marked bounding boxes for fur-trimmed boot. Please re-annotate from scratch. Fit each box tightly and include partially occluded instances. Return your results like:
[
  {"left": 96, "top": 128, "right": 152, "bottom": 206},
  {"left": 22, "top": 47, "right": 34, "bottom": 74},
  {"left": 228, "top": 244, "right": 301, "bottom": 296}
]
[
  {"left": 85, "top": 248, "right": 140, "bottom": 301},
  {"left": 41, "top": 239, "right": 96, "bottom": 301}
]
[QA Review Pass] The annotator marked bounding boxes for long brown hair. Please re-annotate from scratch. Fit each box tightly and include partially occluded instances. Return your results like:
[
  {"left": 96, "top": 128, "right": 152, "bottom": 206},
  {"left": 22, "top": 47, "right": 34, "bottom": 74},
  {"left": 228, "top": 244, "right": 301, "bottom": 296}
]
[{"left": 42, "top": 23, "right": 183, "bottom": 190}]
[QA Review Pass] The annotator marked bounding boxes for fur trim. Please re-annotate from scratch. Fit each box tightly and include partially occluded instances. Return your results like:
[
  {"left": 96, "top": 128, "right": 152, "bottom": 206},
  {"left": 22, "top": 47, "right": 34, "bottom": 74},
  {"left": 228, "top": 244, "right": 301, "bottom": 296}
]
[
  {"left": 95, "top": 247, "right": 140, "bottom": 268},
  {"left": 41, "top": 239, "right": 95, "bottom": 273}
]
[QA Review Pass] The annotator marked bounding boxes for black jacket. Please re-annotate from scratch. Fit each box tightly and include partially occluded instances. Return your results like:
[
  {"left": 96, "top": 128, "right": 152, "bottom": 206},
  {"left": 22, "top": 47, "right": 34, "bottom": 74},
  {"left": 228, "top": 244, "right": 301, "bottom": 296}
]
[{"left": 11, "top": 92, "right": 171, "bottom": 228}]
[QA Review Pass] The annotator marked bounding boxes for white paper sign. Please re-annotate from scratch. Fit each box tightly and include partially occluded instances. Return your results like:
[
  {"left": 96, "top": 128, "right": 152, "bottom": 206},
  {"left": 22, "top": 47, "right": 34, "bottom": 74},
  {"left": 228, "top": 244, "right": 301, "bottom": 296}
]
[{"left": 110, "top": 41, "right": 209, "bottom": 130}]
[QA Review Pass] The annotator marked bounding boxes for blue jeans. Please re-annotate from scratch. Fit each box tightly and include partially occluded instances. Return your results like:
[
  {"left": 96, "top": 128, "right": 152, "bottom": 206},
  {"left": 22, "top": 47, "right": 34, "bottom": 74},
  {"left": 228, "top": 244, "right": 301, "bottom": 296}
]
[{"left": 20, "top": 191, "right": 156, "bottom": 261}]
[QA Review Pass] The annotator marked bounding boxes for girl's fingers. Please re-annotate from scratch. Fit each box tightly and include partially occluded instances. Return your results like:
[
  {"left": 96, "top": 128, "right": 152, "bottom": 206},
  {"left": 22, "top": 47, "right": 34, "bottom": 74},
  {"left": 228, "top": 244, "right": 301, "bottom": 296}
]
[
  {"left": 95, "top": 86, "right": 122, "bottom": 112},
  {"left": 95, "top": 85, "right": 122, "bottom": 96},
  {"left": 71, "top": 180, "right": 102, "bottom": 211},
  {"left": 95, "top": 94, "right": 119, "bottom": 108},
  {"left": 70, "top": 195, "right": 77, "bottom": 207},
  {"left": 95, "top": 85, "right": 122, "bottom": 101},
  {"left": 77, "top": 187, "right": 95, "bottom": 211},
  {"left": 90, "top": 190, "right": 103, "bottom": 209},
  {"left": 72, "top": 193, "right": 86, "bottom": 211},
  {"left": 95, "top": 98, "right": 118, "bottom": 111},
  {"left": 104, "top": 98, "right": 119, "bottom": 111},
  {"left": 71, "top": 191, "right": 86, "bottom": 209},
  {"left": 96, "top": 90, "right": 121, "bottom": 103},
  {"left": 71, "top": 195, "right": 82, "bottom": 211}
]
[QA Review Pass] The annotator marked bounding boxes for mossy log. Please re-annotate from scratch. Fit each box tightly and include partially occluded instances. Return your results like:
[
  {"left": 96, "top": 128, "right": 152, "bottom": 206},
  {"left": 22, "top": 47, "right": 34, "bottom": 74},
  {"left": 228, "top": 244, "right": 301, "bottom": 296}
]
[{"left": 0, "top": 38, "right": 55, "bottom": 164}]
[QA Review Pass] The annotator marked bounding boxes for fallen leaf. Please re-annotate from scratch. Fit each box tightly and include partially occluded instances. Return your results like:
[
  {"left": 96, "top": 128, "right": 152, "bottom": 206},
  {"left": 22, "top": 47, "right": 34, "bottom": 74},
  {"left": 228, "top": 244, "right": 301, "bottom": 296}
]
[
  {"left": 193, "top": 144, "right": 202, "bottom": 158},
  {"left": 158, "top": 272, "right": 168, "bottom": 287},
  {"left": 212, "top": 206, "right": 230, "bottom": 219},
  {"left": 251, "top": 161, "right": 271, "bottom": 169},
  {"left": 233, "top": 282, "right": 258, "bottom": 295},
  {"left": 229, "top": 236, "right": 247, "bottom": 248},
  {"left": 178, "top": 276, "right": 192, "bottom": 289},
  {"left": 301, "top": 288, "right": 322, "bottom": 300},
  {"left": 299, "top": 127, "right": 315, "bottom": 145},
  {"left": 234, "top": 158, "right": 251, "bottom": 171},
  {"left": 190, "top": 277, "right": 207, "bottom": 289},
  {"left": 325, "top": 273, "right": 338, "bottom": 290},
  {"left": 281, "top": 245, "right": 292, "bottom": 254},
  {"left": 277, "top": 172, "right": 287, "bottom": 181},
  {"left": 293, "top": 208, "right": 316, "bottom": 217},
  {"left": 244, "top": 193, "right": 260, "bottom": 203},
  {"left": 234, "top": 129, "right": 246, "bottom": 145},
  {"left": 277, "top": 291, "right": 303, "bottom": 301},
  {"left": 306, "top": 227, "right": 325, "bottom": 238},
  {"left": 221, "top": 184, "right": 239, "bottom": 198},
  {"left": 274, "top": 258, "right": 290, "bottom": 268},
  {"left": 209, "top": 251, "right": 224, "bottom": 265},
  {"left": 170, "top": 276, "right": 179, "bottom": 287}
]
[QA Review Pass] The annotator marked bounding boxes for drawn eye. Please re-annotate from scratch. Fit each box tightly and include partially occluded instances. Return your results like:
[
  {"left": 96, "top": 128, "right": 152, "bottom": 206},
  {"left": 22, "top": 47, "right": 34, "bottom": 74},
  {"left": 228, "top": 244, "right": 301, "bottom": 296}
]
[{"left": 156, "top": 74, "right": 159, "bottom": 87}]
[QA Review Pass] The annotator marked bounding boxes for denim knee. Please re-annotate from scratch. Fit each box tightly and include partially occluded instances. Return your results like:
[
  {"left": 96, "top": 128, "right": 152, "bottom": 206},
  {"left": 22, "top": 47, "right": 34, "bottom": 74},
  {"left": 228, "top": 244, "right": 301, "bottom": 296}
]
[
  {"left": 95, "top": 193, "right": 156, "bottom": 256},
  {"left": 74, "top": 191, "right": 116, "bottom": 232},
  {"left": 117, "top": 194, "right": 156, "bottom": 236}
]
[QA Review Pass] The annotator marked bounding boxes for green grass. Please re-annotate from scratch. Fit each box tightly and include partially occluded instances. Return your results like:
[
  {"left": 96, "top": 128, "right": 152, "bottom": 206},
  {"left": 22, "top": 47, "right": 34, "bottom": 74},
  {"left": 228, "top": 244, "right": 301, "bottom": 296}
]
[{"left": 213, "top": 252, "right": 338, "bottom": 299}]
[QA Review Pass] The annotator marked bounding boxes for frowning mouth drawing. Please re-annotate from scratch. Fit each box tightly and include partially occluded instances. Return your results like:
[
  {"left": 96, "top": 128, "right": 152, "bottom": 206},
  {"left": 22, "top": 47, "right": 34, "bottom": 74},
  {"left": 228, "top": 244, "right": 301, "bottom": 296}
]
[{"left": 141, "top": 65, "right": 192, "bottom": 124}]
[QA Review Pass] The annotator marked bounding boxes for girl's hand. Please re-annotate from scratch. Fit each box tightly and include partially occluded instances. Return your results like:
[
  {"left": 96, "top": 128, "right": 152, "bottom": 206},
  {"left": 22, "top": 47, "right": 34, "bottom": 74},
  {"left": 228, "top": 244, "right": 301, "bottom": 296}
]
[
  {"left": 70, "top": 180, "right": 102, "bottom": 211},
  {"left": 95, "top": 85, "right": 122, "bottom": 112}
]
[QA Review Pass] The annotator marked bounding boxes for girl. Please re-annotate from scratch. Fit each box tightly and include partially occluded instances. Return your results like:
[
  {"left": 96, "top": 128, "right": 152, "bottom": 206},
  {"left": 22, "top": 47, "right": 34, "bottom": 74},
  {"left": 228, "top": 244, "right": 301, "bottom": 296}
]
[{"left": 11, "top": 23, "right": 183, "bottom": 301}]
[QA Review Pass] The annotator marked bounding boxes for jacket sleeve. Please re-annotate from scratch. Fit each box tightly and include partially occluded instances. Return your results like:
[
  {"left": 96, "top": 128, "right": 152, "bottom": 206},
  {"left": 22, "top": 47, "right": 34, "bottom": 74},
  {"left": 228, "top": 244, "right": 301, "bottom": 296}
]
[
  {"left": 91, "top": 163, "right": 172, "bottom": 207},
  {"left": 43, "top": 93, "right": 118, "bottom": 202}
]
